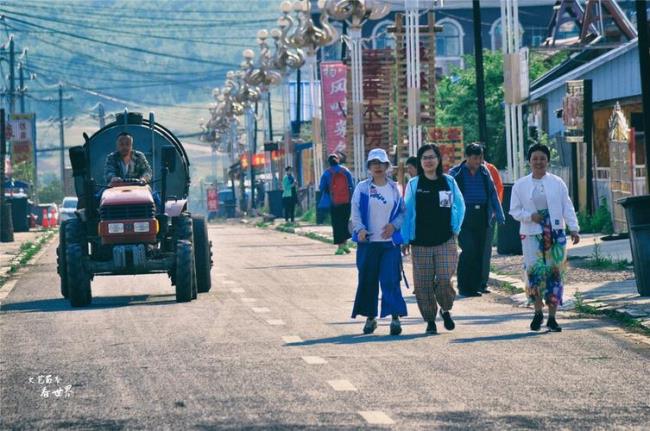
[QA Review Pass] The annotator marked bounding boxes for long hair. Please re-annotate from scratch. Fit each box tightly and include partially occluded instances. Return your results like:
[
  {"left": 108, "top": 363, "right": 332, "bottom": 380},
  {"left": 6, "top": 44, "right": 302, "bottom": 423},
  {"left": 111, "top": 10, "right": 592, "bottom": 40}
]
[{"left": 416, "top": 144, "right": 443, "bottom": 178}]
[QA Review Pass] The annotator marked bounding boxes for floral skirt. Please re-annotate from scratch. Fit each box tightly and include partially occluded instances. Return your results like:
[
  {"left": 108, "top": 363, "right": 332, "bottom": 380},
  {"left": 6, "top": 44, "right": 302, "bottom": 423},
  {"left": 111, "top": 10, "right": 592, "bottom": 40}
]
[{"left": 521, "top": 210, "right": 567, "bottom": 306}]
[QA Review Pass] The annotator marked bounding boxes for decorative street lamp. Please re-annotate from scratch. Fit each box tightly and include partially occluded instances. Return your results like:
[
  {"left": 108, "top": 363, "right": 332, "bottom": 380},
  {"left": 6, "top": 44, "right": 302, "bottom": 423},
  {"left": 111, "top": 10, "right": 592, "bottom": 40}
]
[
  {"left": 321, "top": 0, "right": 390, "bottom": 180},
  {"left": 283, "top": 0, "right": 338, "bottom": 189}
]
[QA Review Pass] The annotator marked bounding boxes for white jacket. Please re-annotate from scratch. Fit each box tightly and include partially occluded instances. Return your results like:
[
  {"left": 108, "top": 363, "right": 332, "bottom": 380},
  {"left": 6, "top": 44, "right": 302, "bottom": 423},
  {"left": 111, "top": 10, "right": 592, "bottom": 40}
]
[{"left": 509, "top": 172, "right": 580, "bottom": 235}]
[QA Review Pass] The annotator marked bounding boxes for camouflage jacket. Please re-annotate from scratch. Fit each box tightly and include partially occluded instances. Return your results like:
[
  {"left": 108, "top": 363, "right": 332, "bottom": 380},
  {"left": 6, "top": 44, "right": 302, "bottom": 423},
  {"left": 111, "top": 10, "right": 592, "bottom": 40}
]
[{"left": 104, "top": 150, "right": 152, "bottom": 184}]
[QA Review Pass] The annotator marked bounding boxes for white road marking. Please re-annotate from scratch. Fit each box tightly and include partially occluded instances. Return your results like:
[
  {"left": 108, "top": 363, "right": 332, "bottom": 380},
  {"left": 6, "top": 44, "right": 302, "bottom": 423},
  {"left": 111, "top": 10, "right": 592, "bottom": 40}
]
[
  {"left": 222, "top": 280, "right": 236, "bottom": 285},
  {"left": 251, "top": 307, "right": 270, "bottom": 313},
  {"left": 267, "top": 319, "right": 286, "bottom": 326},
  {"left": 240, "top": 297, "right": 257, "bottom": 303},
  {"left": 230, "top": 288, "right": 245, "bottom": 294},
  {"left": 327, "top": 380, "right": 357, "bottom": 391},
  {"left": 302, "top": 356, "right": 327, "bottom": 365},
  {"left": 282, "top": 335, "right": 303, "bottom": 344},
  {"left": 215, "top": 273, "right": 227, "bottom": 277},
  {"left": 358, "top": 411, "right": 395, "bottom": 425}
]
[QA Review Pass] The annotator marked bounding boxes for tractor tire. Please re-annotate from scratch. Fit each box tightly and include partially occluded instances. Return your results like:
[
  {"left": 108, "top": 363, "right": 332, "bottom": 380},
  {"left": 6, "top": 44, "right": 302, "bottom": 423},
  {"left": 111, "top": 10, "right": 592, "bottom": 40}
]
[
  {"left": 173, "top": 215, "right": 193, "bottom": 242},
  {"left": 175, "top": 240, "right": 195, "bottom": 303},
  {"left": 66, "top": 243, "right": 92, "bottom": 307},
  {"left": 192, "top": 216, "right": 212, "bottom": 293},
  {"left": 57, "top": 221, "right": 69, "bottom": 298},
  {"left": 64, "top": 217, "right": 85, "bottom": 246}
]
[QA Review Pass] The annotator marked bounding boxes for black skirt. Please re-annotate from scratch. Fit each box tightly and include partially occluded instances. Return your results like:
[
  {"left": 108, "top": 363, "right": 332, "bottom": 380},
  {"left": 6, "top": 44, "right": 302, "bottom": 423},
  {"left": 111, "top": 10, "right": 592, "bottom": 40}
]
[{"left": 330, "top": 203, "right": 352, "bottom": 244}]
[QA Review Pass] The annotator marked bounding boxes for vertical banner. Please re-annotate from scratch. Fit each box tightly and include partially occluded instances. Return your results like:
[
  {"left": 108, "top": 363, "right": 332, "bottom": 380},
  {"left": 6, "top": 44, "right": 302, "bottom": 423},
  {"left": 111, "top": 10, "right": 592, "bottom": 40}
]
[
  {"left": 362, "top": 49, "right": 392, "bottom": 154},
  {"left": 207, "top": 186, "right": 218, "bottom": 212},
  {"left": 320, "top": 61, "right": 347, "bottom": 155},
  {"left": 8, "top": 113, "right": 36, "bottom": 165}
]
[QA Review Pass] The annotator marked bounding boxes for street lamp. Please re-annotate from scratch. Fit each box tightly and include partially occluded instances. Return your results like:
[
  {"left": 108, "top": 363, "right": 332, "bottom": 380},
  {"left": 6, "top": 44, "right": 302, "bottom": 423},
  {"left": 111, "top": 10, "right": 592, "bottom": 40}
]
[
  {"left": 321, "top": 0, "right": 390, "bottom": 180},
  {"left": 283, "top": 0, "right": 338, "bottom": 189}
]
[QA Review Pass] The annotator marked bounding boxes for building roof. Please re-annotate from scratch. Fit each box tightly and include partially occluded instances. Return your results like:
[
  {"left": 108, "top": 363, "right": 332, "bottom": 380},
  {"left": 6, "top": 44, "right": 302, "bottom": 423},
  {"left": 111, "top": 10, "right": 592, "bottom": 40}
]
[{"left": 528, "top": 37, "right": 639, "bottom": 101}]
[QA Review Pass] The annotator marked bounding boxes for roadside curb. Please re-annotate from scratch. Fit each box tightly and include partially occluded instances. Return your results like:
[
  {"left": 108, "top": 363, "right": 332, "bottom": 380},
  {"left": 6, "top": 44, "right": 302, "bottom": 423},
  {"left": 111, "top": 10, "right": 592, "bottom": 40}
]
[{"left": 0, "top": 229, "right": 57, "bottom": 300}]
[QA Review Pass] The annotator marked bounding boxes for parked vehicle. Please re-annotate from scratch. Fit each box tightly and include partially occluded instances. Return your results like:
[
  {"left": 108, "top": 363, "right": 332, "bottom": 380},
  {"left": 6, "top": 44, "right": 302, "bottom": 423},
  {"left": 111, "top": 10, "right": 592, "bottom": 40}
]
[
  {"left": 56, "top": 111, "right": 213, "bottom": 307},
  {"left": 59, "top": 197, "right": 78, "bottom": 222}
]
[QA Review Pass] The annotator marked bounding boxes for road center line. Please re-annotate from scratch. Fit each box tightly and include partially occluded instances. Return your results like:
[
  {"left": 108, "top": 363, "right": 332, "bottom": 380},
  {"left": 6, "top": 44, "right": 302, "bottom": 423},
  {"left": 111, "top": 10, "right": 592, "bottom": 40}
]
[
  {"left": 282, "top": 335, "right": 303, "bottom": 344},
  {"left": 251, "top": 307, "right": 270, "bottom": 313},
  {"left": 230, "top": 288, "right": 245, "bottom": 294},
  {"left": 267, "top": 319, "right": 286, "bottom": 326},
  {"left": 358, "top": 411, "right": 395, "bottom": 425},
  {"left": 240, "top": 297, "right": 257, "bottom": 303},
  {"left": 302, "top": 356, "right": 327, "bottom": 365},
  {"left": 327, "top": 380, "right": 357, "bottom": 391}
]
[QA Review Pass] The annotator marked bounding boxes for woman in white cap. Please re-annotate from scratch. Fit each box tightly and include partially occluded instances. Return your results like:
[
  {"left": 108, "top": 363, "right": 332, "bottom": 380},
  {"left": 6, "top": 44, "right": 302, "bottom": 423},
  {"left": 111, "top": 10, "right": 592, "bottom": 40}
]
[{"left": 350, "top": 148, "right": 408, "bottom": 335}]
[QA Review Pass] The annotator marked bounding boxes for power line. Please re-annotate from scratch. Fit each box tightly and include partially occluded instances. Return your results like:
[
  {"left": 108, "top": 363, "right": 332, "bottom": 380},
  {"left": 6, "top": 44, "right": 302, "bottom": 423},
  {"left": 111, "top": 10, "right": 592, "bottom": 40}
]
[{"left": 2, "top": 15, "right": 242, "bottom": 66}]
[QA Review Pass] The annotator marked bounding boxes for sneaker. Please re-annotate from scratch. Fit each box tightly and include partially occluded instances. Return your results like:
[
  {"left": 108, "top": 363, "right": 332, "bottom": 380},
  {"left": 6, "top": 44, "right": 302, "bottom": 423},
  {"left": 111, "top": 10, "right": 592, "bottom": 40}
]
[
  {"left": 425, "top": 320, "right": 438, "bottom": 334},
  {"left": 363, "top": 318, "right": 377, "bottom": 334},
  {"left": 530, "top": 311, "right": 544, "bottom": 331},
  {"left": 547, "top": 316, "right": 562, "bottom": 332},
  {"left": 390, "top": 318, "right": 402, "bottom": 336},
  {"left": 440, "top": 310, "right": 455, "bottom": 331},
  {"left": 342, "top": 245, "right": 352, "bottom": 254},
  {"left": 335, "top": 248, "right": 346, "bottom": 255}
]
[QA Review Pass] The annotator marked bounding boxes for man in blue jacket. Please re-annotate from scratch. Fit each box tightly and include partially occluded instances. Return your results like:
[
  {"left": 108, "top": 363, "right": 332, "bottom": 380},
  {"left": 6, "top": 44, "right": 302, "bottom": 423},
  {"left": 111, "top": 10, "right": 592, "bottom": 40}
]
[{"left": 449, "top": 143, "right": 505, "bottom": 297}]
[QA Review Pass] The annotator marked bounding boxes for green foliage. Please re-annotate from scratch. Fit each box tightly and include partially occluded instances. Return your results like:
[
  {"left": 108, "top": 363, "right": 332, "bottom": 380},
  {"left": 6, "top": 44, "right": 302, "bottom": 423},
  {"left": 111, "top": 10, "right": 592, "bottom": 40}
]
[
  {"left": 38, "top": 177, "right": 65, "bottom": 204},
  {"left": 583, "top": 239, "right": 631, "bottom": 270},
  {"left": 436, "top": 50, "right": 568, "bottom": 168},
  {"left": 577, "top": 198, "right": 614, "bottom": 234},
  {"left": 573, "top": 291, "right": 650, "bottom": 335},
  {"left": 12, "top": 161, "right": 34, "bottom": 184}
]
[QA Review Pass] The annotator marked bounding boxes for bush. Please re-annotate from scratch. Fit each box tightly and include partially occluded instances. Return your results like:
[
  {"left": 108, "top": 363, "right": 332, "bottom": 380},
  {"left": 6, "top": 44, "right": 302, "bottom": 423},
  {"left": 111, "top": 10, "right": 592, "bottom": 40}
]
[{"left": 577, "top": 198, "right": 614, "bottom": 234}]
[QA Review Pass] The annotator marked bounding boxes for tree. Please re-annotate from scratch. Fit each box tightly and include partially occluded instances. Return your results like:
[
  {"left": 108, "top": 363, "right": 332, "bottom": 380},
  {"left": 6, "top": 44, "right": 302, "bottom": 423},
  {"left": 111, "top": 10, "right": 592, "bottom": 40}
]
[
  {"left": 436, "top": 50, "right": 567, "bottom": 169},
  {"left": 38, "top": 177, "right": 64, "bottom": 204}
]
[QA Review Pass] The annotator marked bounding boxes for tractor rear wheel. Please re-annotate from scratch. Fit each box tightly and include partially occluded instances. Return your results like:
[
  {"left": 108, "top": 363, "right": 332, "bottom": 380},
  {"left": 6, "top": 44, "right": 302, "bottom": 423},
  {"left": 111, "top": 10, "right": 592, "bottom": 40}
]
[
  {"left": 64, "top": 218, "right": 91, "bottom": 307},
  {"left": 192, "top": 216, "right": 212, "bottom": 293},
  {"left": 175, "top": 240, "right": 195, "bottom": 303}
]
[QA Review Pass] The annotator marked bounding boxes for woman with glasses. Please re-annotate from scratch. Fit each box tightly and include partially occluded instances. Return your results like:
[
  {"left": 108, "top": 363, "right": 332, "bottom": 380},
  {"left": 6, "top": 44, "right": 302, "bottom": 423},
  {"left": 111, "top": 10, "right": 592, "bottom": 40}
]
[{"left": 401, "top": 144, "right": 465, "bottom": 334}]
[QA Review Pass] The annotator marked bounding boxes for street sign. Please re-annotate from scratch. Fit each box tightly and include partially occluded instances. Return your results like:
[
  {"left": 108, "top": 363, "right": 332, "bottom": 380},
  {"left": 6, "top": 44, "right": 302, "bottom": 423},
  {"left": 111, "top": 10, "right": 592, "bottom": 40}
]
[
  {"left": 207, "top": 186, "right": 218, "bottom": 212},
  {"left": 8, "top": 113, "right": 36, "bottom": 165}
]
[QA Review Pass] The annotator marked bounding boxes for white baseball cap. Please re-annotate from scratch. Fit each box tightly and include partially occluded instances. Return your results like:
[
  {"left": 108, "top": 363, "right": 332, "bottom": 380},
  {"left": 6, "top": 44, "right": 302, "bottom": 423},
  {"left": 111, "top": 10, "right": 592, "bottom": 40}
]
[{"left": 366, "top": 148, "right": 390, "bottom": 167}]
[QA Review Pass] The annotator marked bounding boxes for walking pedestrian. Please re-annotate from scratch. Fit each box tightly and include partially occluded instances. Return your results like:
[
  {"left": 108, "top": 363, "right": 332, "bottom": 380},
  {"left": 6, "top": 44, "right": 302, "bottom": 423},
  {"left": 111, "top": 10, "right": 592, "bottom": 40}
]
[
  {"left": 480, "top": 153, "right": 504, "bottom": 294},
  {"left": 405, "top": 156, "right": 418, "bottom": 180},
  {"left": 449, "top": 143, "right": 505, "bottom": 297},
  {"left": 319, "top": 154, "right": 354, "bottom": 255},
  {"left": 510, "top": 143, "right": 580, "bottom": 332},
  {"left": 282, "top": 166, "right": 297, "bottom": 223},
  {"left": 350, "top": 148, "right": 407, "bottom": 336},
  {"left": 401, "top": 144, "right": 465, "bottom": 334}
]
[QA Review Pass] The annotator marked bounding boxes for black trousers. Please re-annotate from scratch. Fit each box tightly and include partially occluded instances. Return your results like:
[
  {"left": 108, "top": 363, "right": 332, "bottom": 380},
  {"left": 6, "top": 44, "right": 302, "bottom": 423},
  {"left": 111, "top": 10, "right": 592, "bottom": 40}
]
[
  {"left": 457, "top": 205, "right": 488, "bottom": 294},
  {"left": 330, "top": 203, "right": 352, "bottom": 244},
  {"left": 282, "top": 196, "right": 295, "bottom": 222},
  {"left": 481, "top": 223, "right": 496, "bottom": 290}
]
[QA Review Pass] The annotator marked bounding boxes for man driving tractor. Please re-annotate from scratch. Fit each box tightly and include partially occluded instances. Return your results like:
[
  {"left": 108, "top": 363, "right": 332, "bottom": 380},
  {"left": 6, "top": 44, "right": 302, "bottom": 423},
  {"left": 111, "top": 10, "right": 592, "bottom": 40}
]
[{"left": 104, "top": 132, "right": 152, "bottom": 184}]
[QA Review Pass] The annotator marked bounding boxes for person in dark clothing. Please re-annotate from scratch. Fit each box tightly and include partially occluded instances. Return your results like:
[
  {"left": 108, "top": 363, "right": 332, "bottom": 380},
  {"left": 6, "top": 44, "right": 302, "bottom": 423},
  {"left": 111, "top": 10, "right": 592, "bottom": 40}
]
[
  {"left": 282, "top": 166, "right": 297, "bottom": 223},
  {"left": 448, "top": 143, "right": 505, "bottom": 297},
  {"left": 319, "top": 154, "right": 354, "bottom": 255}
]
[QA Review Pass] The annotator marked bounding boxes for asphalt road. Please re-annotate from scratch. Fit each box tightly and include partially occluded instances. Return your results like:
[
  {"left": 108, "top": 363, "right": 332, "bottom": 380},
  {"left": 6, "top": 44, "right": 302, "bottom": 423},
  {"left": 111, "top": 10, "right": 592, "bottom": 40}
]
[{"left": 1, "top": 224, "right": 649, "bottom": 430}]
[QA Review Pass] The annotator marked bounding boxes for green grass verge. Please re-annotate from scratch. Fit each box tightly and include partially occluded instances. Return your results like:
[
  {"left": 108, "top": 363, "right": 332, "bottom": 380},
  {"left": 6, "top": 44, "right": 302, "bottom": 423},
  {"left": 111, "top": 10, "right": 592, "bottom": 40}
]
[
  {"left": 573, "top": 291, "right": 650, "bottom": 336},
  {"left": 0, "top": 229, "right": 57, "bottom": 288},
  {"left": 495, "top": 281, "right": 525, "bottom": 295}
]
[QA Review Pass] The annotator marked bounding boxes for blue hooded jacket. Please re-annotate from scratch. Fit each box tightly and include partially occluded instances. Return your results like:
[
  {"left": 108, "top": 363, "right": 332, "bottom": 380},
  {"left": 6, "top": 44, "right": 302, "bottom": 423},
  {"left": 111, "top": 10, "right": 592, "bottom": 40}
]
[{"left": 349, "top": 178, "right": 405, "bottom": 244}]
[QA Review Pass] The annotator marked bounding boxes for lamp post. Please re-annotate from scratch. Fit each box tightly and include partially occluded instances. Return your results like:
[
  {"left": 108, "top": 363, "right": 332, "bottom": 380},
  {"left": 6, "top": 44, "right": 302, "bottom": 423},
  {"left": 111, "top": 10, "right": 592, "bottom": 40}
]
[
  {"left": 285, "top": 0, "right": 338, "bottom": 190},
  {"left": 321, "top": 0, "right": 390, "bottom": 180}
]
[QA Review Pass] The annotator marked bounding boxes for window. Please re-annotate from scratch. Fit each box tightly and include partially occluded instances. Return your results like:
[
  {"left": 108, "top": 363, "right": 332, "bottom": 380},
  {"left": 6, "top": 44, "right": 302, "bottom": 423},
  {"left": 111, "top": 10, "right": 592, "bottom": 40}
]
[
  {"left": 490, "top": 18, "right": 524, "bottom": 51},
  {"left": 371, "top": 20, "right": 396, "bottom": 50},
  {"left": 436, "top": 18, "right": 464, "bottom": 57}
]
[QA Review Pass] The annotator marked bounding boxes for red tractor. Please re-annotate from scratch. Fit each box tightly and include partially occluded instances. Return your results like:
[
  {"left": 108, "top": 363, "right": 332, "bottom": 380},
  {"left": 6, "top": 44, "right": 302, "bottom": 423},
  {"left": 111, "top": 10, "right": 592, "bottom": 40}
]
[{"left": 56, "top": 111, "right": 212, "bottom": 306}]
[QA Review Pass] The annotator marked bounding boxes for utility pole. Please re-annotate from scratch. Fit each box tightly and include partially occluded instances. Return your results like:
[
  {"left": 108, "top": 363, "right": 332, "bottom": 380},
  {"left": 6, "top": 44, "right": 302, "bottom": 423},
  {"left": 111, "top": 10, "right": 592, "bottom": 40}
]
[
  {"left": 0, "top": 108, "right": 13, "bottom": 242},
  {"left": 58, "top": 83, "right": 65, "bottom": 185},
  {"left": 473, "top": 0, "right": 489, "bottom": 149},
  {"left": 98, "top": 103, "right": 105, "bottom": 128},
  {"left": 18, "top": 63, "right": 25, "bottom": 114},
  {"left": 637, "top": 0, "right": 650, "bottom": 192},
  {"left": 8, "top": 36, "right": 15, "bottom": 114}
]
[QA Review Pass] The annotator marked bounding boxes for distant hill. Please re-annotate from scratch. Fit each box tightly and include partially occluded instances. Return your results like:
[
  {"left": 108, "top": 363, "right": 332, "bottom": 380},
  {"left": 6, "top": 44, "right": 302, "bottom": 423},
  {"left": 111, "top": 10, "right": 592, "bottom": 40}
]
[{"left": 2, "top": 0, "right": 281, "bottom": 120}]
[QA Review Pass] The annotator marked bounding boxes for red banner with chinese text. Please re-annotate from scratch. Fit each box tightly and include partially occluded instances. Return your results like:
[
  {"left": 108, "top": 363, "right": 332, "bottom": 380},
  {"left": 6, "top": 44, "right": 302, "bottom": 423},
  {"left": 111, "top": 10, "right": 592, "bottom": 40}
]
[{"left": 320, "top": 62, "right": 347, "bottom": 155}]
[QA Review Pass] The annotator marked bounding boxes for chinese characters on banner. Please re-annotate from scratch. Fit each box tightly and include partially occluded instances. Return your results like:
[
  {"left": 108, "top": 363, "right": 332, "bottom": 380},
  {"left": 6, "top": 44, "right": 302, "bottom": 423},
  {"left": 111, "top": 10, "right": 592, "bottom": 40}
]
[
  {"left": 427, "top": 127, "right": 464, "bottom": 172},
  {"left": 320, "top": 61, "right": 347, "bottom": 156},
  {"left": 8, "top": 113, "right": 36, "bottom": 165},
  {"left": 361, "top": 49, "right": 392, "bottom": 154}
]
